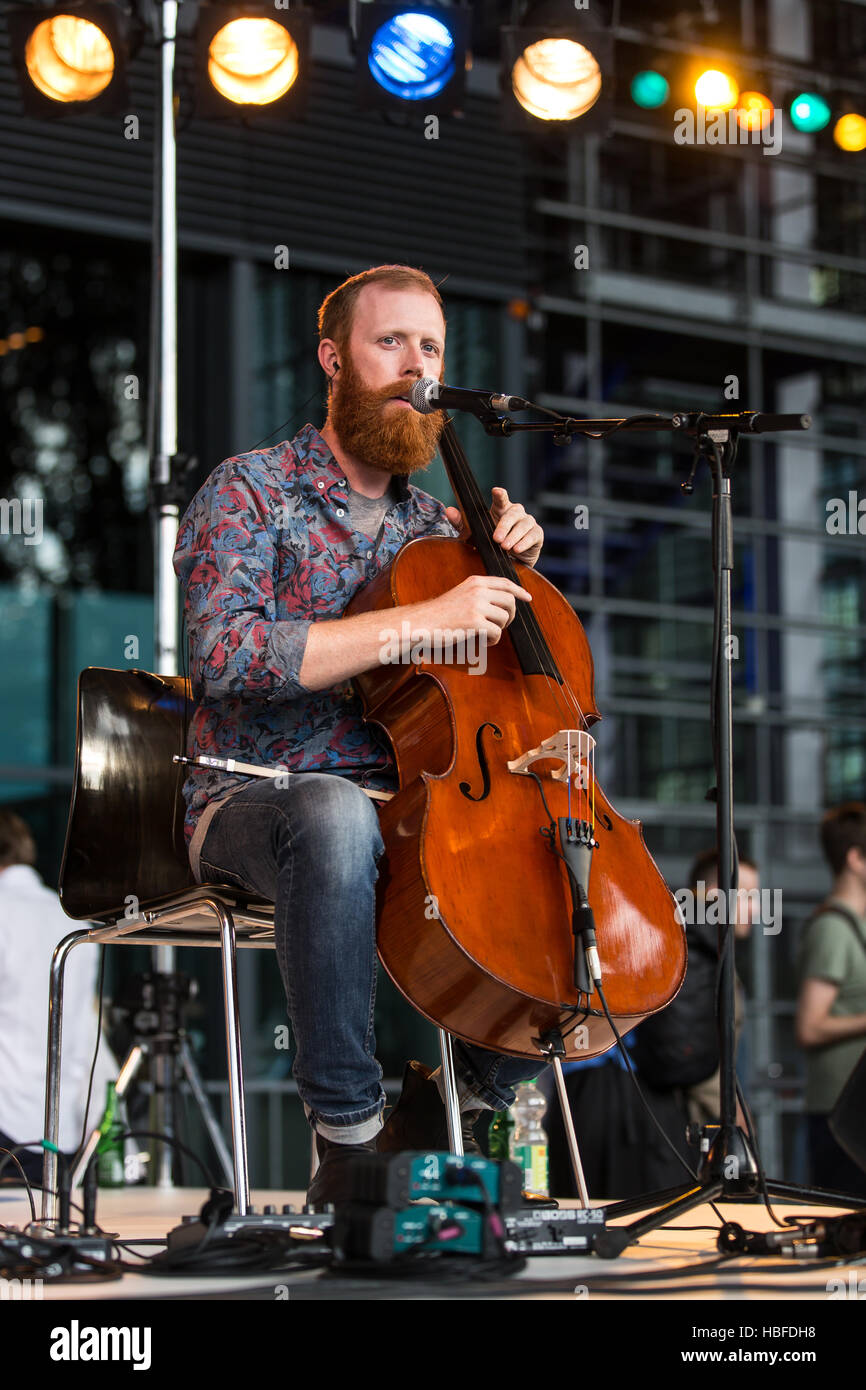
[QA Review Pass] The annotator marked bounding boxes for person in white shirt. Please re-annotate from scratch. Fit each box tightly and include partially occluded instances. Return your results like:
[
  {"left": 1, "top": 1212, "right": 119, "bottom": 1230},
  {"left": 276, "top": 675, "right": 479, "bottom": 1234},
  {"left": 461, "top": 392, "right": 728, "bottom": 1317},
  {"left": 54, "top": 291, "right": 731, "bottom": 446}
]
[{"left": 0, "top": 810, "right": 117, "bottom": 1184}]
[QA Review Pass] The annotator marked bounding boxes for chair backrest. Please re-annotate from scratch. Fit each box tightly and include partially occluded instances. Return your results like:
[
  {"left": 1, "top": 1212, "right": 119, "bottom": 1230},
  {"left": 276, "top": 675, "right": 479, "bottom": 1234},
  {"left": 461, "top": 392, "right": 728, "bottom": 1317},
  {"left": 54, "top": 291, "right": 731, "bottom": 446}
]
[{"left": 59, "top": 667, "right": 196, "bottom": 920}]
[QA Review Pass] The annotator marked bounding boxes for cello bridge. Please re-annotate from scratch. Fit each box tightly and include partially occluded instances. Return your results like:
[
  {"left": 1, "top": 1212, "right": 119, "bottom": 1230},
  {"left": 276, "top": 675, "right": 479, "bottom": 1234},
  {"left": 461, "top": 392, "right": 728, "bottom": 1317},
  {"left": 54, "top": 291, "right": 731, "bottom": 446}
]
[{"left": 506, "top": 730, "right": 596, "bottom": 787}]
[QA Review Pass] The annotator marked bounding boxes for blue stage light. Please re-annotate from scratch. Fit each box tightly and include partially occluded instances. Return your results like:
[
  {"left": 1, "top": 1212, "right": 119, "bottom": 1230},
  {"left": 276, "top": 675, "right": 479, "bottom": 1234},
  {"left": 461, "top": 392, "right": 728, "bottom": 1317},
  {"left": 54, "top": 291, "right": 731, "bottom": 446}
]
[{"left": 367, "top": 11, "right": 456, "bottom": 101}]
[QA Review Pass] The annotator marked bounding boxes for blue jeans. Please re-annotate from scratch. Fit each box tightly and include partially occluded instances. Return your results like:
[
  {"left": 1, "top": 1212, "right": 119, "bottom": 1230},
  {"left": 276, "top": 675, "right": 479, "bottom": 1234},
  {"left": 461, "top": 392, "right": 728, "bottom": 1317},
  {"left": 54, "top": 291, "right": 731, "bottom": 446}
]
[{"left": 196, "top": 773, "right": 546, "bottom": 1141}]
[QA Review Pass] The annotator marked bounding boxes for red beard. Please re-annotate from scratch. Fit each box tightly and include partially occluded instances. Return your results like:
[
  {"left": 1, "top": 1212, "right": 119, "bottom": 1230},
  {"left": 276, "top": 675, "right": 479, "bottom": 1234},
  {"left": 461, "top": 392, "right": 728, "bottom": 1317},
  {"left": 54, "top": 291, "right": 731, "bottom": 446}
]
[{"left": 327, "top": 355, "right": 445, "bottom": 475}]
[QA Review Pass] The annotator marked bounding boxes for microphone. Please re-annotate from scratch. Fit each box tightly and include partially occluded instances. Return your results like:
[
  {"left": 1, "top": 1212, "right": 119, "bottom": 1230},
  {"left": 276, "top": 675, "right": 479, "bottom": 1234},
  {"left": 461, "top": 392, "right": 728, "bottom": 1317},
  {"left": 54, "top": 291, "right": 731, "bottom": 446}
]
[{"left": 408, "top": 377, "right": 530, "bottom": 417}]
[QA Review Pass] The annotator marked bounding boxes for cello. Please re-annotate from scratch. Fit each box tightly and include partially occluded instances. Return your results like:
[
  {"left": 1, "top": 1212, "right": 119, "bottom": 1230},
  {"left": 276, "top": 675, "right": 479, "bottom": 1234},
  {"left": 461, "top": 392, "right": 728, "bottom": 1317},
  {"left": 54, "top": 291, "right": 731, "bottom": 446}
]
[{"left": 345, "top": 419, "right": 685, "bottom": 1060}]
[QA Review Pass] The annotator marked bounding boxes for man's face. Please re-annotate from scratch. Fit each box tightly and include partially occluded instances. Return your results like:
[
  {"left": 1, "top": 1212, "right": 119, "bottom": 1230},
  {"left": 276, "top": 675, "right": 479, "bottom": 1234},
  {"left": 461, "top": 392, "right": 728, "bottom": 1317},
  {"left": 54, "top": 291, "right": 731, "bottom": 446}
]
[
  {"left": 732, "top": 862, "right": 760, "bottom": 939},
  {"left": 847, "top": 846, "right": 866, "bottom": 887},
  {"left": 703, "top": 862, "right": 761, "bottom": 940},
  {"left": 325, "top": 284, "right": 447, "bottom": 475}
]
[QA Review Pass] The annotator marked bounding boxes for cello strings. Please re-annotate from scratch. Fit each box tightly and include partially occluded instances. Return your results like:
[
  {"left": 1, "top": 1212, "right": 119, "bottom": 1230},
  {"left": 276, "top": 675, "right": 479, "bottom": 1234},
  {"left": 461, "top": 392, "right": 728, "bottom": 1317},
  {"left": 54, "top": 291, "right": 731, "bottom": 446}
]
[
  {"left": 442, "top": 420, "right": 587, "bottom": 726},
  {"left": 441, "top": 422, "right": 597, "bottom": 821},
  {"left": 445, "top": 426, "right": 597, "bottom": 823}
]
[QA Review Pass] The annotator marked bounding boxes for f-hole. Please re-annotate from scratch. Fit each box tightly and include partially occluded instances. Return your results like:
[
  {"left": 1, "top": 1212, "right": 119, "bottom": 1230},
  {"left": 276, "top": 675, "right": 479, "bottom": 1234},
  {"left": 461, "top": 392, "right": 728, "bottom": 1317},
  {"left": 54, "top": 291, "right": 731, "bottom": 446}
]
[{"left": 459, "top": 722, "right": 503, "bottom": 802}]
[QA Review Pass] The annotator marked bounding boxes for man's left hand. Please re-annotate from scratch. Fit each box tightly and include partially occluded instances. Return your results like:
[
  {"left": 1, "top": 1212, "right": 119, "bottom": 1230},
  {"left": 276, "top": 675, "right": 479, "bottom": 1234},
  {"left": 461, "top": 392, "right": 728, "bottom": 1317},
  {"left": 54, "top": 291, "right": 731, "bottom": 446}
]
[{"left": 445, "top": 488, "right": 544, "bottom": 568}]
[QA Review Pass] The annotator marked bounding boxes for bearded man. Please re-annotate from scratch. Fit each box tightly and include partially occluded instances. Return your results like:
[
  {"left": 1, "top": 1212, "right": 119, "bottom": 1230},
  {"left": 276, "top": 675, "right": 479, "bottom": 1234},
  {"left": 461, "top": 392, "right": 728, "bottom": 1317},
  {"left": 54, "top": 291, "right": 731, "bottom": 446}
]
[{"left": 173, "top": 264, "right": 546, "bottom": 1204}]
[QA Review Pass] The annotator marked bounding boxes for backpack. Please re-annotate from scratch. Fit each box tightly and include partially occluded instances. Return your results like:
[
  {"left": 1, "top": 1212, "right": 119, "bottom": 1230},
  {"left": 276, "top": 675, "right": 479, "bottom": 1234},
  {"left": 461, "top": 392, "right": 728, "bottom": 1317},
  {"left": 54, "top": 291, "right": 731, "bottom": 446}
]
[{"left": 631, "top": 926, "right": 720, "bottom": 1089}]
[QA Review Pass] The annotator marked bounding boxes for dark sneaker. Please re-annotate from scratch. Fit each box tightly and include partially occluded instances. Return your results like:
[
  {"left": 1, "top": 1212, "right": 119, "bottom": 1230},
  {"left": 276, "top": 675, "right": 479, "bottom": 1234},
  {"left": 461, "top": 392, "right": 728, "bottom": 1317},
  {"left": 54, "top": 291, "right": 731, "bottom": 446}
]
[
  {"left": 377, "top": 1060, "right": 484, "bottom": 1156},
  {"left": 305, "top": 1132, "right": 379, "bottom": 1210}
]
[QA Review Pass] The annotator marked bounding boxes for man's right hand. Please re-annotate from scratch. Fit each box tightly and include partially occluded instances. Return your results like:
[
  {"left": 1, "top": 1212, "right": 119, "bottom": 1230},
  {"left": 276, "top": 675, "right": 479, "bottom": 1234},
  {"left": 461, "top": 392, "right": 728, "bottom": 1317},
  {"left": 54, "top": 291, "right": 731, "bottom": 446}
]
[
  {"left": 299, "top": 574, "right": 533, "bottom": 692},
  {"left": 414, "top": 573, "right": 533, "bottom": 646}
]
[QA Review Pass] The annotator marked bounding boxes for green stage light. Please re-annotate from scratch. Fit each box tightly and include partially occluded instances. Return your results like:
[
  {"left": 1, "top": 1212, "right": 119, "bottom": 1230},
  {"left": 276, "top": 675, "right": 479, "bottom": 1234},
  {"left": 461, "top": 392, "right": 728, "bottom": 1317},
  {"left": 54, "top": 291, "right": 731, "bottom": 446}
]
[
  {"left": 630, "top": 70, "right": 669, "bottom": 110},
  {"left": 789, "top": 92, "right": 831, "bottom": 133}
]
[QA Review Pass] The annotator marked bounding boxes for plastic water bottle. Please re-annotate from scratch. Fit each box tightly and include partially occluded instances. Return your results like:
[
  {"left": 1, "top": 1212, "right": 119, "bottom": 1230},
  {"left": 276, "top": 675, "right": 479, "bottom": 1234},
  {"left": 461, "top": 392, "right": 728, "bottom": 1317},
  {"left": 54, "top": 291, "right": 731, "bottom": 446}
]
[{"left": 510, "top": 1080, "right": 549, "bottom": 1196}]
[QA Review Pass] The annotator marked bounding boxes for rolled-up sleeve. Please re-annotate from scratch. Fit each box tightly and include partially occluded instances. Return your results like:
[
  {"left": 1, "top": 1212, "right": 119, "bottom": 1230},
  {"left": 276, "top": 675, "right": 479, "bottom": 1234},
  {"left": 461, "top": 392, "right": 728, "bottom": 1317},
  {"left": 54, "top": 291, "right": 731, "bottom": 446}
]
[
  {"left": 173, "top": 464, "right": 313, "bottom": 703},
  {"left": 425, "top": 516, "right": 462, "bottom": 540}
]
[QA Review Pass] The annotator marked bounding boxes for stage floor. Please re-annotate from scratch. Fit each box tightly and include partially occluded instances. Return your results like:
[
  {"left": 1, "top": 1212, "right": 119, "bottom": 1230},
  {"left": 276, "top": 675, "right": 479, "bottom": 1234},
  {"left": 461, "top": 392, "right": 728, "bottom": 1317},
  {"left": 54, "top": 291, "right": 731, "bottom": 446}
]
[{"left": 1, "top": 1183, "right": 862, "bottom": 1302}]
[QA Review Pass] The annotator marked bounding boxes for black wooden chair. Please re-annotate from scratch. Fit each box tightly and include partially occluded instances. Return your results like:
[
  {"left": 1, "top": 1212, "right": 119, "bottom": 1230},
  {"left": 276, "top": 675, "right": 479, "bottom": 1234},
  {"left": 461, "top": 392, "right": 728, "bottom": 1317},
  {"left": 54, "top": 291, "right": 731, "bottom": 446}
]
[{"left": 42, "top": 667, "right": 275, "bottom": 1221}]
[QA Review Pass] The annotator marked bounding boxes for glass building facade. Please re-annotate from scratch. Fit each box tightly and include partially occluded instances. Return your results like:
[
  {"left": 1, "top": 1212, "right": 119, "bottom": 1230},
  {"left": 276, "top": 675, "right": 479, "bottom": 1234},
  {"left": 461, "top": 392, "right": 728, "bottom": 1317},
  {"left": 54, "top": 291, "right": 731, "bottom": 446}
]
[{"left": 0, "top": 1, "right": 864, "bottom": 1186}]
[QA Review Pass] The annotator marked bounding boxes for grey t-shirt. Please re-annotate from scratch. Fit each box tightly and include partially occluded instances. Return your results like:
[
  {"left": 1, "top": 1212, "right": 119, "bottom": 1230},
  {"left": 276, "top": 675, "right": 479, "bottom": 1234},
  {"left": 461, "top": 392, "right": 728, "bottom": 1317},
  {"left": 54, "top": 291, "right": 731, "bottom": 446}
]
[{"left": 346, "top": 480, "right": 395, "bottom": 542}]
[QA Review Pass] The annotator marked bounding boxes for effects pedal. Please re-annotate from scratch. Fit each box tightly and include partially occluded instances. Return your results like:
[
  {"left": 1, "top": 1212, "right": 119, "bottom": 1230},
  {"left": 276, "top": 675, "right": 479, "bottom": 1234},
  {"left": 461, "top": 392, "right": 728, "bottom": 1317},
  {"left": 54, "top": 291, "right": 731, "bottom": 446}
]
[
  {"left": 504, "top": 1205, "right": 608, "bottom": 1254},
  {"left": 166, "top": 1205, "right": 334, "bottom": 1252},
  {"left": 334, "top": 1150, "right": 524, "bottom": 1212},
  {"left": 332, "top": 1201, "right": 497, "bottom": 1262}
]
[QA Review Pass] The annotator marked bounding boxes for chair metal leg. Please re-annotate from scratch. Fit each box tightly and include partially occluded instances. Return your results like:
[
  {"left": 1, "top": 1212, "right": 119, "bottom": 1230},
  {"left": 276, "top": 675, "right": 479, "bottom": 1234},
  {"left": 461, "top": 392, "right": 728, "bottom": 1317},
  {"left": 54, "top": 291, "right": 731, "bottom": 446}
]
[
  {"left": 41, "top": 929, "right": 93, "bottom": 1225},
  {"left": 208, "top": 895, "right": 250, "bottom": 1214},
  {"left": 438, "top": 1029, "right": 463, "bottom": 1156}
]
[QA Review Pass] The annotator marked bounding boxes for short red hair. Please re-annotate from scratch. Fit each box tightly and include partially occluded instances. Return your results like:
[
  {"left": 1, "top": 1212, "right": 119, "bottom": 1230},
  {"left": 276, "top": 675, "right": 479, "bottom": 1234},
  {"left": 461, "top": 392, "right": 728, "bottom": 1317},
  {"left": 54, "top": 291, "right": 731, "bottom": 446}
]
[{"left": 317, "top": 265, "right": 445, "bottom": 347}]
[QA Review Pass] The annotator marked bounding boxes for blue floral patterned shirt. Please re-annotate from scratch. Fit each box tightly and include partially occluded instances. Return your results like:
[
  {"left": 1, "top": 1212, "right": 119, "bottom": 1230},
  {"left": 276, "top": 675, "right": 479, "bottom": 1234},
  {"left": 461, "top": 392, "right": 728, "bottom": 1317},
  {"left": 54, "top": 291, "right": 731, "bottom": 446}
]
[{"left": 173, "top": 422, "right": 459, "bottom": 849}]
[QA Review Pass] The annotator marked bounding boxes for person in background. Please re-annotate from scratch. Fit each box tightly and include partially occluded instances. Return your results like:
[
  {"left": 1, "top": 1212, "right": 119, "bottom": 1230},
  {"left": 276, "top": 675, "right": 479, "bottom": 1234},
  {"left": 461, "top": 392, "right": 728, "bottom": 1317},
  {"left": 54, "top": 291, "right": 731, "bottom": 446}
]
[
  {"left": 683, "top": 849, "right": 759, "bottom": 1129},
  {"left": 0, "top": 810, "right": 117, "bottom": 1184},
  {"left": 796, "top": 803, "right": 866, "bottom": 1196}
]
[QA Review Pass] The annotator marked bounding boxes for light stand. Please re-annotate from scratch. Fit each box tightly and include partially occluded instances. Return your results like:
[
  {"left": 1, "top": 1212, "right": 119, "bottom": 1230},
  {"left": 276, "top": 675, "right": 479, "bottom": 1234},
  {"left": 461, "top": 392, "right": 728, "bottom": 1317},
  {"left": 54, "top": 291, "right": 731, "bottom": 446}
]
[
  {"left": 476, "top": 405, "right": 865, "bottom": 1252},
  {"left": 152, "top": 0, "right": 181, "bottom": 679},
  {"left": 148, "top": 0, "right": 186, "bottom": 1188}
]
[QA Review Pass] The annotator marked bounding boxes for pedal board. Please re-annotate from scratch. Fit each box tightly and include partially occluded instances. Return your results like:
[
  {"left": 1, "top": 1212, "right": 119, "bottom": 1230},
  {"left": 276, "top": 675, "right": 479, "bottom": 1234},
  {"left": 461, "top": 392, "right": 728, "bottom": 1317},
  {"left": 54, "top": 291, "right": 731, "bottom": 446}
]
[{"left": 166, "top": 1154, "right": 605, "bottom": 1261}]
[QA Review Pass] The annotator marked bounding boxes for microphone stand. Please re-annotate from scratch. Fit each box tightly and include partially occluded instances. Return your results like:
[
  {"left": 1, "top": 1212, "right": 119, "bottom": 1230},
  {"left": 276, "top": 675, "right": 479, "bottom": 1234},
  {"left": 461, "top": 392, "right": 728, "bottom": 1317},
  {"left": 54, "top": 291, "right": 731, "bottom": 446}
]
[{"left": 473, "top": 405, "right": 865, "bottom": 1255}]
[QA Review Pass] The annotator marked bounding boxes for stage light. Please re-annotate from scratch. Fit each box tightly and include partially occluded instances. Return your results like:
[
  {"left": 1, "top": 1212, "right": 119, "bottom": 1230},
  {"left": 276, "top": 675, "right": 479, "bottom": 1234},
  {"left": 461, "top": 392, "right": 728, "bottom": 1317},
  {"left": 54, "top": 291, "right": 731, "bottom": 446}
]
[
  {"left": 0, "top": 326, "right": 45, "bottom": 356},
  {"left": 208, "top": 17, "right": 298, "bottom": 105},
  {"left": 512, "top": 37, "right": 601, "bottom": 121},
  {"left": 197, "top": 6, "right": 309, "bottom": 117},
  {"left": 367, "top": 10, "right": 455, "bottom": 100},
  {"left": 355, "top": 4, "right": 468, "bottom": 113},
  {"left": 630, "top": 70, "right": 669, "bottom": 110},
  {"left": 736, "top": 91, "right": 774, "bottom": 131},
  {"left": 833, "top": 113, "right": 866, "bottom": 152},
  {"left": 694, "top": 68, "right": 739, "bottom": 111},
  {"left": 789, "top": 92, "right": 831, "bottom": 133},
  {"left": 24, "top": 14, "right": 114, "bottom": 101},
  {"left": 502, "top": 0, "right": 612, "bottom": 128},
  {"left": 7, "top": 3, "right": 131, "bottom": 115}
]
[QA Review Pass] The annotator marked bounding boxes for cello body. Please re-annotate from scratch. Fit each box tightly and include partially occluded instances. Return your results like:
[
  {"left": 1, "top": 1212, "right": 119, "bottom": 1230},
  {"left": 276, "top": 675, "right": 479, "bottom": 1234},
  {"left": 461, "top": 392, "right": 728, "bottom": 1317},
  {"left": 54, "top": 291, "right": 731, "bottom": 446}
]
[{"left": 346, "top": 523, "right": 686, "bottom": 1061}]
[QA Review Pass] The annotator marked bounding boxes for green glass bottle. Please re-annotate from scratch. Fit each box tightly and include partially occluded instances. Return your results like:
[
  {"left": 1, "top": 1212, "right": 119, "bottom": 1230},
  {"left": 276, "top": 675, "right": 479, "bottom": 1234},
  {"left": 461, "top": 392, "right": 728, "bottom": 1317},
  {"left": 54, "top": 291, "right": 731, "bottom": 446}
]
[
  {"left": 95, "top": 1082, "right": 125, "bottom": 1188},
  {"left": 487, "top": 1106, "right": 514, "bottom": 1162}
]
